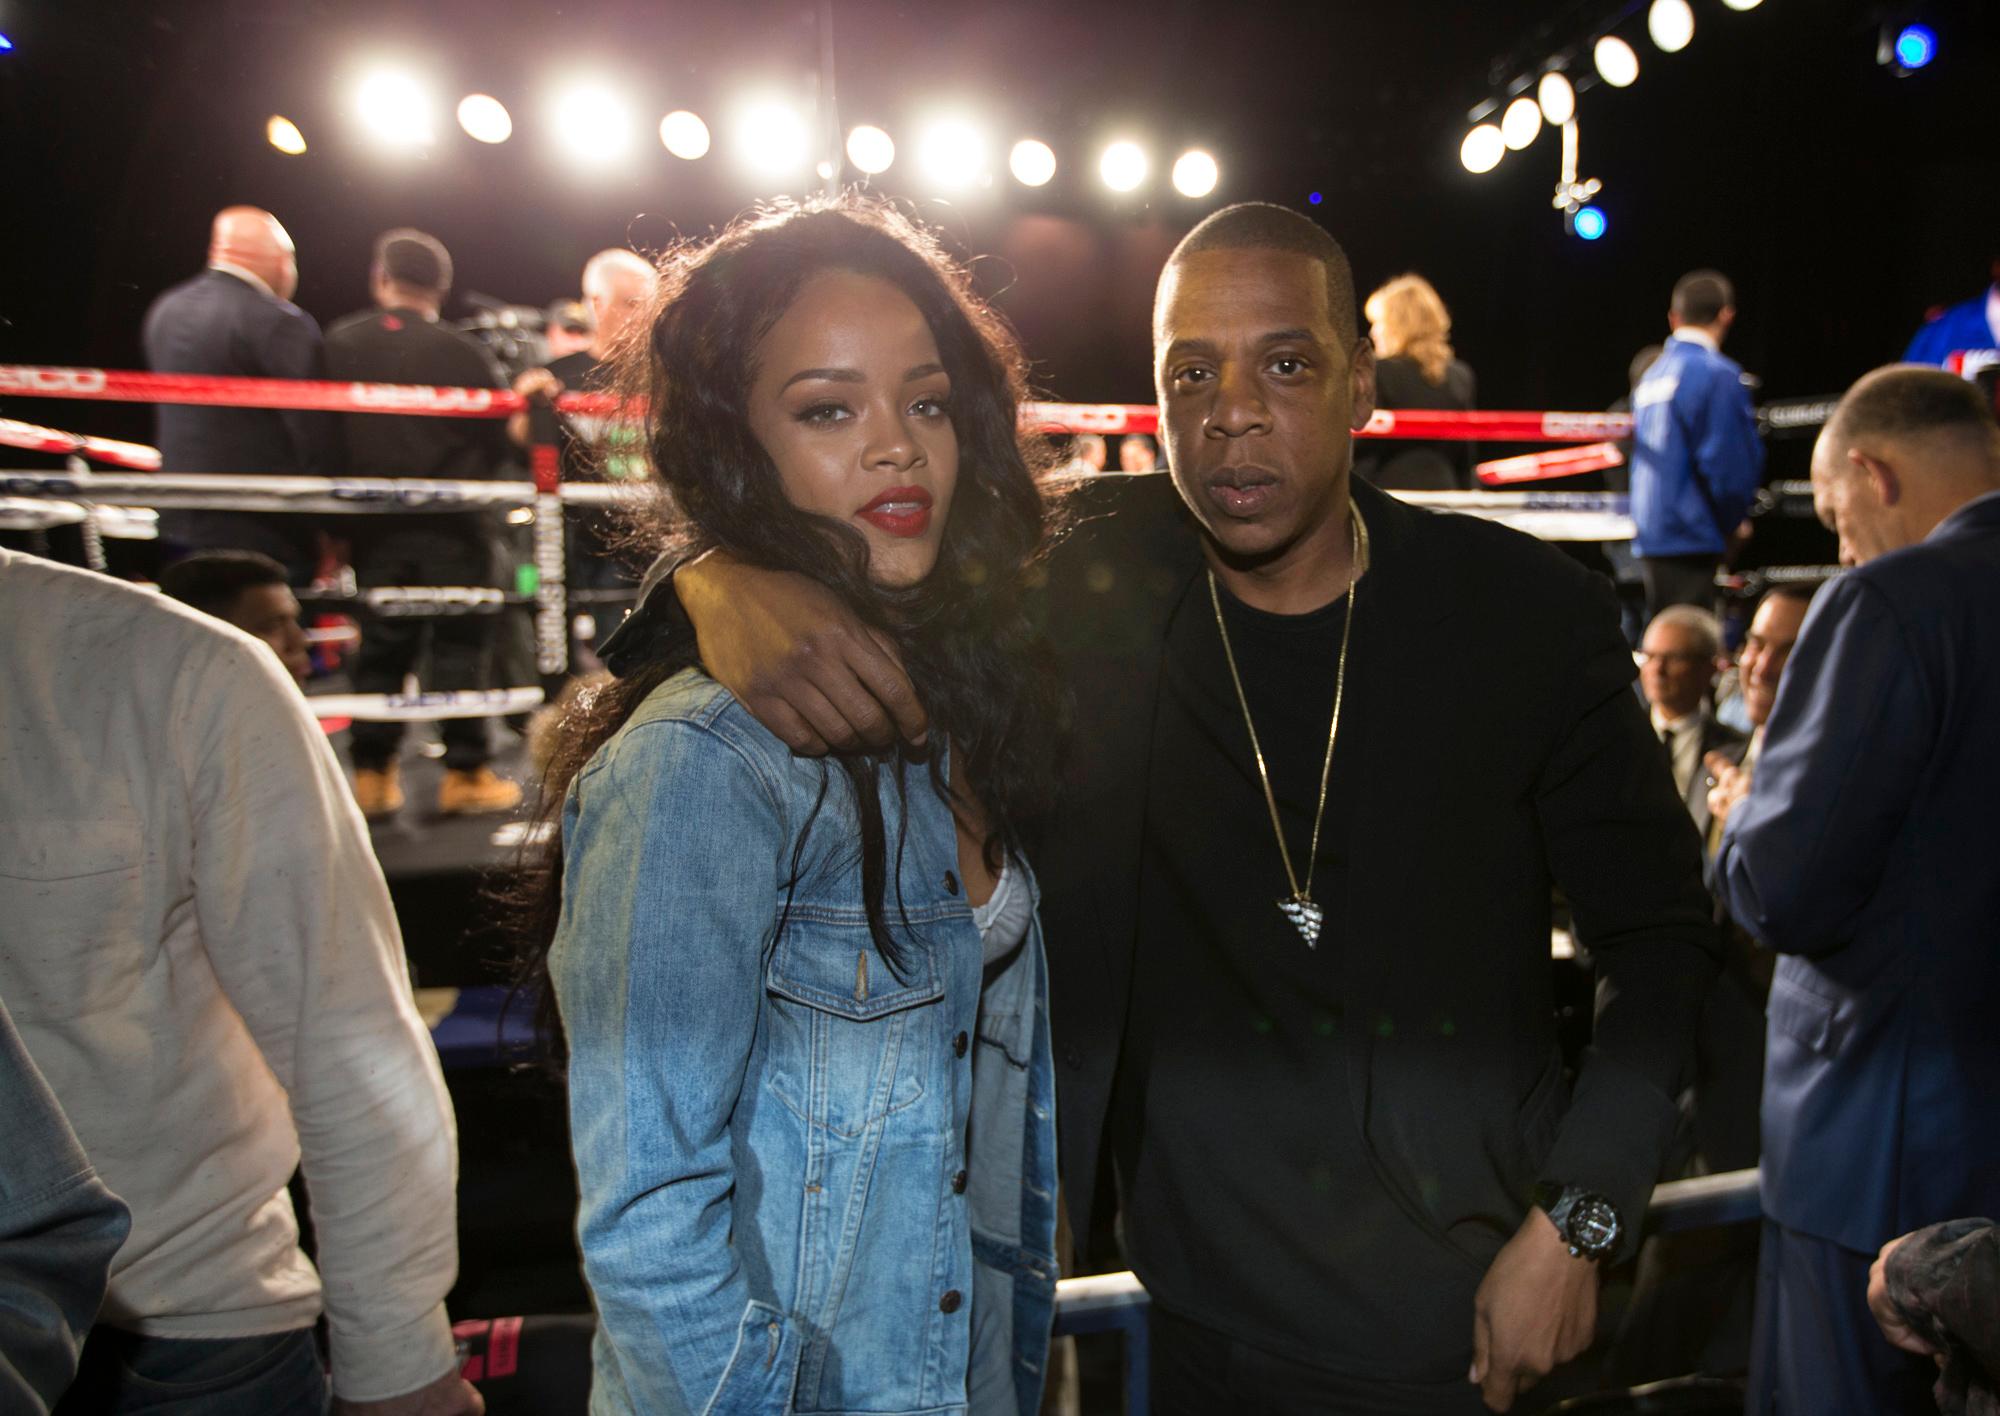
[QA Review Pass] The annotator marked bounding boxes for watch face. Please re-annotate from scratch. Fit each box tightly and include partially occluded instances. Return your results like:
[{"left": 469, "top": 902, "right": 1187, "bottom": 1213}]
[{"left": 1571, "top": 1197, "right": 1620, "bottom": 1254}]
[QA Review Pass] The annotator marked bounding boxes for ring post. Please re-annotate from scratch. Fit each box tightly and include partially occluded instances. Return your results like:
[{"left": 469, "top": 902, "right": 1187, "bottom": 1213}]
[{"left": 528, "top": 400, "right": 568, "bottom": 678}]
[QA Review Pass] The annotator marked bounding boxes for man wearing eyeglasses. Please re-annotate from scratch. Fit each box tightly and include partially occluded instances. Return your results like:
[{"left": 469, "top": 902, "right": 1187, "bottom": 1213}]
[{"left": 1637, "top": 605, "right": 1744, "bottom": 840}]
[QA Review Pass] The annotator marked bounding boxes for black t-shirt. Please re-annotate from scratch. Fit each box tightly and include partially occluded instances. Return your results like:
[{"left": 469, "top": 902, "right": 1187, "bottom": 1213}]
[
  {"left": 323, "top": 308, "right": 509, "bottom": 481},
  {"left": 1112, "top": 572, "right": 1477, "bottom": 1379}
]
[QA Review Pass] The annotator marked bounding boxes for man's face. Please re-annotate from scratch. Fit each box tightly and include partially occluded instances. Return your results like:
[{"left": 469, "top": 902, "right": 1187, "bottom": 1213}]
[
  {"left": 1737, "top": 593, "right": 1809, "bottom": 728},
  {"left": 590, "top": 271, "right": 651, "bottom": 351},
  {"left": 229, "top": 583, "right": 311, "bottom": 684},
  {"left": 1155, "top": 248, "right": 1374, "bottom": 568},
  {"left": 1638, "top": 620, "right": 1716, "bottom": 719},
  {"left": 1810, "top": 432, "right": 1899, "bottom": 567}
]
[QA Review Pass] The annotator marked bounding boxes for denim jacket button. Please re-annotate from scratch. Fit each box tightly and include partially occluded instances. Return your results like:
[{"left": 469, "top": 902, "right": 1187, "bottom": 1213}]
[
  {"left": 940, "top": 1289, "right": 963, "bottom": 1314},
  {"left": 943, "top": 871, "right": 959, "bottom": 896},
  {"left": 952, "top": 1169, "right": 968, "bottom": 1194},
  {"left": 953, "top": 1031, "right": 969, "bottom": 1058}
]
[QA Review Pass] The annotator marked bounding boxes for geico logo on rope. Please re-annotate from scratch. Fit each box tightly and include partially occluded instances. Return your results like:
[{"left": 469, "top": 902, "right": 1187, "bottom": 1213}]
[
  {"left": 0, "top": 366, "right": 108, "bottom": 394},
  {"left": 346, "top": 383, "right": 498, "bottom": 413},
  {"left": 327, "top": 479, "right": 470, "bottom": 506},
  {"left": 1039, "top": 404, "right": 1133, "bottom": 434},
  {"left": 1541, "top": 411, "right": 1631, "bottom": 438},
  {"left": 0, "top": 473, "right": 85, "bottom": 495}
]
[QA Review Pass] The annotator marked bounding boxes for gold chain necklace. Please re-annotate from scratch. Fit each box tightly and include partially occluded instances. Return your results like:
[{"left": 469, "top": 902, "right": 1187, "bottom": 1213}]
[{"left": 1207, "top": 503, "right": 1369, "bottom": 948}]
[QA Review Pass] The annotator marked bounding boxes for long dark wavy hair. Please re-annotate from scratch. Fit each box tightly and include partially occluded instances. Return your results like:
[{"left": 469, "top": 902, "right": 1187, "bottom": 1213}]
[{"left": 508, "top": 196, "right": 1063, "bottom": 1056}]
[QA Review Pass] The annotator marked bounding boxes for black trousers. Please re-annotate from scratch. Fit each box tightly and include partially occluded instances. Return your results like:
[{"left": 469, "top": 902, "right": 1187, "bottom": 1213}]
[
  {"left": 1639, "top": 553, "right": 1720, "bottom": 621},
  {"left": 348, "top": 519, "right": 498, "bottom": 772},
  {"left": 1149, "top": 1307, "right": 1491, "bottom": 1416}
]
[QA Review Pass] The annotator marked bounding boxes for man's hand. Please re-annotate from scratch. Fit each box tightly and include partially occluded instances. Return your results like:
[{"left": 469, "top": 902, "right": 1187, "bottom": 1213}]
[
  {"left": 1470, "top": 1207, "right": 1599, "bottom": 1412},
  {"left": 334, "top": 1370, "right": 485, "bottom": 1416},
  {"left": 507, "top": 368, "right": 563, "bottom": 448},
  {"left": 679, "top": 552, "right": 926, "bottom": 755},
  {"left": 1868, "top": 1232, "right": 1939, "bottom": 1357},
  {"left": 1704, "top": 751, "right": 1751, "bottom": 829}
]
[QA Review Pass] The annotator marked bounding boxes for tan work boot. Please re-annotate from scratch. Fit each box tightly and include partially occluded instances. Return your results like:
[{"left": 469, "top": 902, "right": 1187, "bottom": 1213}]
[
  {"left": 353, "top": 763, "right": 405, "bottom": 818},
  {"left": 438, "top": 765, "right": 522, "bottom": 816}
]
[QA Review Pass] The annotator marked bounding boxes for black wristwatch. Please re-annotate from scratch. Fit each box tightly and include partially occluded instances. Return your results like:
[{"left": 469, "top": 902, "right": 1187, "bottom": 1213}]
[{"left": 1532, "top": 1182, "right": 1622, "bottom": 1262}]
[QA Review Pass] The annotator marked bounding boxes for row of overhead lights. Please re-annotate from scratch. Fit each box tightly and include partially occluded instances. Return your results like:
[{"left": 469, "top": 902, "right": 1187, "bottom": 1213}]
[
  {"left": 263, "top": 71, "right": 1223, "bottom": 198},
  {"left": 1458, "top": 0, "right": 1766, "bottom": 176}
]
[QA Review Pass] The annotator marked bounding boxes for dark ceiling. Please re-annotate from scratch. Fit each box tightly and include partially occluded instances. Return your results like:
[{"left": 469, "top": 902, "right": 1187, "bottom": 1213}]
[{"left": 2, "top": 0, "right": 1994, "bottom": 445}]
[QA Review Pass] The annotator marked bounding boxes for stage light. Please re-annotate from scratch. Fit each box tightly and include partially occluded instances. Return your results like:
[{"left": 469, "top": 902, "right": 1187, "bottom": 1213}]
[
  {"left": 737, "top": 99, "right": 810, "bottom": 178},
  {"left": 1537, "top": 72, "right": 1576, "bottom": 125},
  {"left": 1894, "top": 24, "right": 1937, "bottom": 69},
  {"left": 0, "top": 34, "right": 13, "bottom": 53},
  {"left": 846, "top": 124, "right": 894, "bottom": 175},
  {"left": 266, "top": 115, "right": 307, "bottom": 156},
  {"left": 1171, "top": 149, "right": 1219, "bottom": 198},
  {"left": 1721, "top": 0, "right": 1762, "bottom": 9},
  {"left": 457, "top": 94, "right": 512, "bottom": 144},
  {"left": 1307, "top": 191, "right": 1324, "bottom": 205},
  {"left": 1648, "top": 0, "right": 1695, "bottom": 53},
  {"left": 1593, "top": 35, "right": 1640, "bottom": 87},
  {"left": 355, "top": 69, "right": 435, "bottom": 149},
  {"left": 916, "top": 118, "right": 987, "bottom": 191},
  {"left": 551, "top": 84, "right": 635, "bottom": 166},
  {"left": 1099, "top": 141, "right": 1148, "bottom": 193},
  {"left": 1459, "top": 123, "right": 1505, "bottom": 174},
  {"left": 660, "top": 110, "right": 710, "bottom": 160},
  {"left": 1009, "top": 138, "right": 1056, "bottom": 187},
  {"left": 1574, "top": 205, "right": 1608, "bottom": 240},
  {"left": 1501, "top": 97, "right": 1542, "bottom": 150}
]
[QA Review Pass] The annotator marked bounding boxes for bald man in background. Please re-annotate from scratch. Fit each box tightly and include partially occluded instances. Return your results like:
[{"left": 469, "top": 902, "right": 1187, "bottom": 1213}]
[
  {"left": 1716, "top": 365, "right": 2000, "bottom": 1414},
  {"left": 143, "top": 206, "right": 344, "bottom": 577}
]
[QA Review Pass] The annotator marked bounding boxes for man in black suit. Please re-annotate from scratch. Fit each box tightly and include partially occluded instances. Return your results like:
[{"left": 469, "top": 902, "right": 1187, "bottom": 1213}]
[
  {"left": 142, "top": 206, "right": 343, "bottom": 576},
  {"left": 323, "top": 229, "right": 520, "bottom": 819},
  {"left": 655, "top": 204, "right": 1717, "bottom": 1413},
  {"left": 1637, "top": 604, "right": 1745, "bottom": 841},
  {"left": 1717, "top": 366, "right": 2000, "bottom": 1415}
]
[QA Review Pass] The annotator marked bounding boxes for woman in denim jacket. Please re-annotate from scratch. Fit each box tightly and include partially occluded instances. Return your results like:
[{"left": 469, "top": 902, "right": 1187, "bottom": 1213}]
[{"left": 517, "top": 200, "right": 1063, "bottom": 1415}]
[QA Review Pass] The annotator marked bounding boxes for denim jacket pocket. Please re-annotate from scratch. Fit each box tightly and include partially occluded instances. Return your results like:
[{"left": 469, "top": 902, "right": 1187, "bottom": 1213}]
[
  {"left": 704, "top": 1299, "right": 800, "bottom": 1416},
  {"left": 766, "top": 920, "right": 947, "bottom": 1138}
]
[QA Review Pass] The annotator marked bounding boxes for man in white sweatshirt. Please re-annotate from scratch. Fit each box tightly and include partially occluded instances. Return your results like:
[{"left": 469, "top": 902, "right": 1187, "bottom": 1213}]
[{"left": 0, "top": 548, "right": 479, "bottom": 1415}]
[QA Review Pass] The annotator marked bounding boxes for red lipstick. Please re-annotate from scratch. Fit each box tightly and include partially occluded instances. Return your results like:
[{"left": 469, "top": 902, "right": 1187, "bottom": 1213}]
[{"left": 856, "top": 485, "right": 933, "bottom": 538}]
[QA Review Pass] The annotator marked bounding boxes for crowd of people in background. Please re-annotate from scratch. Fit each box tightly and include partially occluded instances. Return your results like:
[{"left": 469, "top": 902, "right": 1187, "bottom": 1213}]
[{"left": 4, "top": 191, "right": 2000, "bottom": 1416}]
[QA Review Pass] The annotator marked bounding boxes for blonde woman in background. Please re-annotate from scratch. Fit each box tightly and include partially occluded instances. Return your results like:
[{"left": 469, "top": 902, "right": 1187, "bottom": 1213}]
[{"left": 1361, "top": 273, "right": 1479, "bottom": 491}]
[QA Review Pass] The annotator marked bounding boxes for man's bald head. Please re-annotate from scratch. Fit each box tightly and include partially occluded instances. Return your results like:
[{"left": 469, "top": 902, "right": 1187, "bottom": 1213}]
[
  {"left": 580, "top": 248, "right": 656, "bottom": 354},
  {"left": 1811, "top": 364, "right": 2000, "bottom": 565},
  {"left": 1155, "top": 202, "right": 1358, "bottom": 344},
  {"left": 208, "top": 206, "right": 298, "bottom": 301}
]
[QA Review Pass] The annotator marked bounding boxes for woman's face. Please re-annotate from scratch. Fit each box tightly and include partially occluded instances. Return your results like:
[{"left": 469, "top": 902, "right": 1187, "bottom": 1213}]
[{"left": 747, "top": 270, "right": 959, "bottom": 587}]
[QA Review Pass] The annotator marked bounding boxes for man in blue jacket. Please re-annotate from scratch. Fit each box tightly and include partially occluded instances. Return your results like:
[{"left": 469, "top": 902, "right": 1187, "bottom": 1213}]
[
  {"left": 1629, "top": 270, "right": 1765, "bottom": 618},
  {"left": 1715, "top": 364, "right": 2000, "bottom": 1415},
  {"left": 1903, "top": 261, "right": 1999, "bottom": 381}
]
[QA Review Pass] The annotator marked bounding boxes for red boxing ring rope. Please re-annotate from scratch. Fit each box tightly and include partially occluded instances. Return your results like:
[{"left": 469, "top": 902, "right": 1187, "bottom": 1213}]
[{"left": 0, "top": 364, "right": 1636, "bottom": 443}]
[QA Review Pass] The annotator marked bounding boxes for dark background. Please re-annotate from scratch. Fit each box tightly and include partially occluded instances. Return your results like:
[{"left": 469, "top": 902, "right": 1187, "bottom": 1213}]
[{"left": 2, "top": 0, "right": 1995, "bottom": 444}]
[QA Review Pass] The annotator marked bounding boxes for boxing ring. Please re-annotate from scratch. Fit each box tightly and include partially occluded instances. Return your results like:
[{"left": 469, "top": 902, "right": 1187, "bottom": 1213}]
[{"left": 2, "top": 363, "right": 1808, "bottom": 1409}]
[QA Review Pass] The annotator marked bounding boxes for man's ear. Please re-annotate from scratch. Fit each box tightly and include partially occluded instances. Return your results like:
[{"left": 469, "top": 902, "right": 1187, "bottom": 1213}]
[
  {"left": 1349, "top": 337, "right": 1378, "bottom": 431},
  {"left": 1851, "top": 447, "right": 1902, "bottom": 507}
]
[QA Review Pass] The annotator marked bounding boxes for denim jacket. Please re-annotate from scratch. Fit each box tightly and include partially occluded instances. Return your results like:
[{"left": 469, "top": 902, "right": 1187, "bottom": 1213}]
[{"left": 550, "top": 670, "right": 1059, "bottom": 1416}]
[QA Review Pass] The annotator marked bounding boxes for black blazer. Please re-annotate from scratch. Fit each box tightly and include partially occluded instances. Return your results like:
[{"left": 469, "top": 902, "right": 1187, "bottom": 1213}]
[
  {"left": 1357, "top": 356, "right": 1479, "bottom": 491},
  {"left": 1032, "top": 473, "right": 1719, "bottom": 1268},
  {"left": 142, "top": 269, "right": 343, "bottom": 478}
]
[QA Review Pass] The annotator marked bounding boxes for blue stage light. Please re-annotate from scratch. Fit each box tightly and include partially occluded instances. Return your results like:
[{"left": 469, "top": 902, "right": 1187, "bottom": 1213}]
[
  {"left": 0, "top": 33, "right": 14, "bottom": 52},
  {"left": 1307, "top": 191, "right": 1323, "bottom": 205},
  {"left": 1894, "top": 24, "right": 1936, "bottom": 70},
  {"left": 1574, "top": 205, "right": 1608, "bottom": 240}
]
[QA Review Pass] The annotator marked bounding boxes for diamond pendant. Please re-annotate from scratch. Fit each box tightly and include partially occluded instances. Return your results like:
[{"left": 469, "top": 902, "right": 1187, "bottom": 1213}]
[{"left": 1278, "top": 894, "right": 1324, "bottom": 948}]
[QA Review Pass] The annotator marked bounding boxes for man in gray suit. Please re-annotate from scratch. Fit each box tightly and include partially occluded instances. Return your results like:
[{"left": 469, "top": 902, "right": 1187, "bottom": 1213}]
[{"left": 1637, "top": 604, "right": 1744, "bottom": 839}]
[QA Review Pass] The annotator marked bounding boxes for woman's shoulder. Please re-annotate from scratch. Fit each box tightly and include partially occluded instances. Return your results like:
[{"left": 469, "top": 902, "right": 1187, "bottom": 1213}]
[{"left": 584, "top": 667, "right": 799, "bottom": 799}]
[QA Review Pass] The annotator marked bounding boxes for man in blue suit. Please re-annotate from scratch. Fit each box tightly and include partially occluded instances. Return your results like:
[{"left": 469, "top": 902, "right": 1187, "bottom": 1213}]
[
  {"left": 1629, "top": 270, "right": 1766, "bottom": 618},
  {"left": 1715, "top": 364, "right": 2000, "bottom": 1414},
  {"left": 142, "top": 206, "right": 344, "bottom": 577}
]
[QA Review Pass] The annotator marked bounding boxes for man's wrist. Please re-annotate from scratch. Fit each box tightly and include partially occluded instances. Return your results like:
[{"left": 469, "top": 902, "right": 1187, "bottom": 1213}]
[{"left": 1531, "top": 1182, "right": 1623, "bottom": 1262}]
